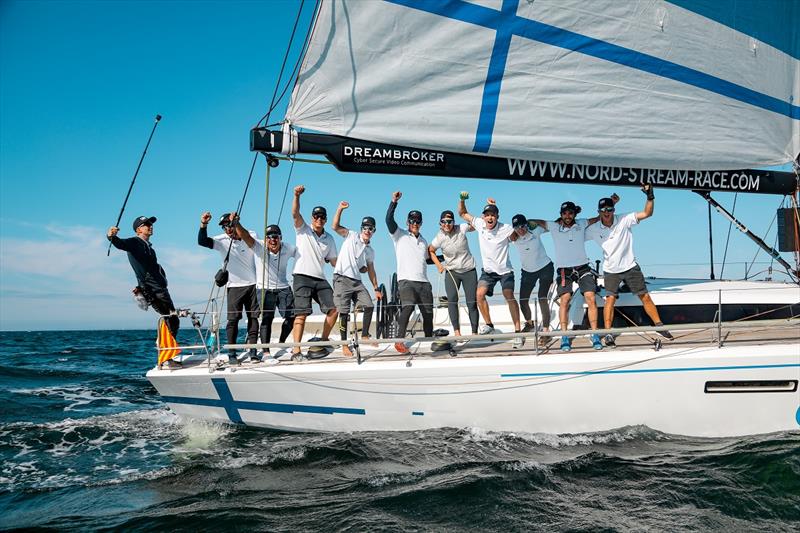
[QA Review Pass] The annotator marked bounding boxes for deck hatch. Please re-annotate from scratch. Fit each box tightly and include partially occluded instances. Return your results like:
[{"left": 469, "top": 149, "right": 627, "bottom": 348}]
[{"left": 704, "top": 380, "right": 798, "bottom": 393}]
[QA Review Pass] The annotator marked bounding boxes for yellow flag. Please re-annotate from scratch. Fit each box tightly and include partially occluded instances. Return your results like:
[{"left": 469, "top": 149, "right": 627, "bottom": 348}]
[{"left": 157, "top": 319, "right": 181, "bottom": 365}]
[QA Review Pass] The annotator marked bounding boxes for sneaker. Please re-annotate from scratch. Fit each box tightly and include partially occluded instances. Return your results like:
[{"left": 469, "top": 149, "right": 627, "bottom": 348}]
[
  {"left": 591, "top": 334, "right": 603, "bottom": 350},
  {"left": 265, "top": 356, "right": 281, "bottom": 366},
  {"left": 248, "top": 349, "right": 261, "bottom": 362},
  {"left": 655, "top": 323, "right": 674, "bottom": 340},
  {"left": 228, "top": 355, "right": 240, "bottom": 366},
  {"left": 478, "top": 324, "right": 494, "bottom": 335},
  {"left": 521, "top": 322, "right": 535, "bottom": 333},
  {"left": 512, "top": 335, "right": 525, "bottom": 349},
  {"left": 394, "top": 342, "right": 409, "bottom": 354},
  {"left": 342, "top": 344, "right": 354, "bottom": 357},
  {"left": 291, "top": 351, "right": 305, "bottom": 362},
  {"left": 603, "top": 333, "right": 616, "bottom": 347},
  {"left": 560, "top": 336, "right": 572, "bottom": 352}
]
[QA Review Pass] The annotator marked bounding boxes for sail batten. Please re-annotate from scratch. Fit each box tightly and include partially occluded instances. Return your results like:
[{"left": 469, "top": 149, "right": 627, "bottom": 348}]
[{"left": 285, "top": 0, "right": 800, "bottom": 170}]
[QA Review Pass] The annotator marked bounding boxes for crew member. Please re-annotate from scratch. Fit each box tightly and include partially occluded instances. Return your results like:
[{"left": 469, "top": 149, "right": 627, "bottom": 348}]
[
  {"left": 511, "top": 214, "right": 554, "bottom": 339},
  {"left": 291, "top": 185, "right": 338, "bottom": 359},
  {"left": 236, "top": 222, "right": 297, "bottom": 362},
  {"left": 198, "top": 211, "right": 259, "bottom": 363},
  {"left": 458, "top": 193, "right": 524, "bottom": 349},
  {"left": 107, "top": 216, "right": 179, "bottom": 336},
  {"left": 586, "top": 184, "right": 672, "bottom": 345},
  {"left": 386, "top": 191, "right": 433, "bottom": 354},
  {"left": 530, "top": 198, "right": 615, "bottom": 351},
  {"left": 331, "top": 201, "right": 382, "bottom": 356},
  {"left": 428, "top": 209, "right": 479, "bottom": 337}
]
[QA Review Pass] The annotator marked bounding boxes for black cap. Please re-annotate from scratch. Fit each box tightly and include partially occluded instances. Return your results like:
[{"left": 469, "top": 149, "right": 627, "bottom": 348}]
[
  {"left": 219, "top": 213, "right": 232, "bottom": 226},
  {"left": 266, "top": 224, "right": 282, "bottom": 236},
  {"left": 407, "top": 210, "right": 423, "bottom": 223},
  {"left": 560, "top": 201, "right": 581, "bottom": 214},
  {"left": 132, "top": 216, "right": 157, "bottom": 230},
  {"left": 361, "top": 216, "right": 376, "bottom": 228},
  {"left": 483, "top": 204, "right": 499, "bottom": 215},
  {"left": 598, "top": 198, "right": 615, "bottom": 210},
  {"left": 512, "top": 214, "right": 527, "bottom": 228},
  {"left": 311, "top": 206, "right": 327, "bottom": 218},
  {"left": 440, "top": 210, "right": 455, "bottom": 220}
]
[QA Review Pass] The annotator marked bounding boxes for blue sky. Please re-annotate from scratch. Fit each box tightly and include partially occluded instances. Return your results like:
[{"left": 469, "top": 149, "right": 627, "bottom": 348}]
[{"left": 1, "top": 0, "right": 796, "bottom": 331}]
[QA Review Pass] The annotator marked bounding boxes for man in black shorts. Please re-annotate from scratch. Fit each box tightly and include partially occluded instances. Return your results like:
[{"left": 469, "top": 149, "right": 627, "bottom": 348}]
[
  {"left": 290, "top": 185, "right": 338, "bottom": 359},
  {"left": 586, "top": 184, "right": 672, "bottom": 345}
]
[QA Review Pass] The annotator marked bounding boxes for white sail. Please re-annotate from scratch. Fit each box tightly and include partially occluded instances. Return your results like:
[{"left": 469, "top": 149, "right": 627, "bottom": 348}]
[{"left": 286, "top": 0, "right": 800, "bottom": 170}]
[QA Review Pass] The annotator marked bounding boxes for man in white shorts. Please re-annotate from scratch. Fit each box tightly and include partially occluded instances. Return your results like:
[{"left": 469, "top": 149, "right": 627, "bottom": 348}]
[
  {"left": 586, "top": 184, "right": 672, "bottom": 346},
  {"left": 511, "top": 214, "right": 554, "bottom": 338},
  {"left": 331, "top": 201, "right": 382, "bottom": 356},
  {"left": 291, "top": 185, "right": 338, "bottom": 359},
  {"left": 236, "top": 222, "right": 297, "bottom": 363},
  {"left": 386, "top": 191, "right": 433, "bottom": 354},
  {"left": 458, "top": 192, "right": 524, "bottom": 348},
  {"left": 198, "top": 211, "right": 259, "bottom": 364}
]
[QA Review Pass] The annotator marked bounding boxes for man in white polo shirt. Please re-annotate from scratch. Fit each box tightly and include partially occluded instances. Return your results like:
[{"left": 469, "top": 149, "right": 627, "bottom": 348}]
[
  {"left": 291, "top": 185, "right": 338, "bottom": 359},
  {"left": 198, "top": 211, "right": 259, "bottom": 363},
  {"left": 511, "top": 214, "right": 554, "bottom": 338},
  {"left": 386, "top": 191, "right": 433, "bottom": 354},
  {"left": 458, "top": 193, "right": 524, "bottom": 349},
  {"left": 586, "top": 184, "right": 672, "bottom": 346},
  {"left": 530, "top": 197, "right": 616, "bottom": 352},
  {"left": 236, "top": 222, "right": 297, "bottom": 362},
  {"left": 331, "top": 201, "right": 382, "bottom": 356}
]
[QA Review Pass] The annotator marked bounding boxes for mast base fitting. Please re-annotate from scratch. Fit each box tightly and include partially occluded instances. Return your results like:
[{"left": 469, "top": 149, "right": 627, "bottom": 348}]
[{"left": 265, "top": 154, "right": 280, "bottom": 168}]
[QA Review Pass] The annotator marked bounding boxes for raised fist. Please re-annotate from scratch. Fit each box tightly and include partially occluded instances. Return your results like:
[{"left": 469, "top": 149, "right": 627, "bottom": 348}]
[
  {"left": 294, "top": 185, "right": 305, "bottom": 196},
  {"left": 200, "top": 211, "right": 212, "bottom": 224},
  {"left": 339, "top": 201, "right": 349, "bottom": 210},
  {"left": 391, "top": 191, "right": 402, "bottom": 202}
]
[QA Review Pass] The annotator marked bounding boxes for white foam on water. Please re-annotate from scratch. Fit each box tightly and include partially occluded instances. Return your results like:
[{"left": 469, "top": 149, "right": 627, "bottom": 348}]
[
  {"left": 499, "top": 460, "right": 550, "bottom": 473},
  {"left": 462, "top": 425, "right": 665, "bottom": 449},
  {"left": 10, "top": 385, "right": 135, "bottom": 412},
  {"left": 365, "top": 471, "right": 421, "bottom": 487},
  {"left": 174, "top": 417, "right": 232, "bottom": 453}
]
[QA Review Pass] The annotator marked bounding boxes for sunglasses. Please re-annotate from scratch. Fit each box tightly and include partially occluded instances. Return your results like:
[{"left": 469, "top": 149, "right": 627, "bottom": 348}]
[
  {"left": 408, "top": 219, "right": 422, "bottom": 225},
  {"left": 266, "top": 233, "right": 281, "bottom": 239},
  {"left": 312, "top": 214, "right": 327, "bottom": 220},
  {"left": 440, "top": 219, "right": 454, "bottom": 225},
  {"left": 361, "top": 225, "right": 376, "bottom": 232},
  {"left": 599, "top": 207, "right": 615, "bottom": 213}
]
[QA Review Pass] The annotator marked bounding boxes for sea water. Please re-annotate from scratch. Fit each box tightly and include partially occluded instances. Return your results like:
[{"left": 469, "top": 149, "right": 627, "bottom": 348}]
[{"left": 1, "top": 330, "right": 798, "bottom": 531}]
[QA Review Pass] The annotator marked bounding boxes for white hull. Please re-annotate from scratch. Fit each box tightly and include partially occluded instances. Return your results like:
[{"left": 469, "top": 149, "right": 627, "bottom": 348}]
[{"left": 147, "top": 340, "right": 800, "bottom": 438}]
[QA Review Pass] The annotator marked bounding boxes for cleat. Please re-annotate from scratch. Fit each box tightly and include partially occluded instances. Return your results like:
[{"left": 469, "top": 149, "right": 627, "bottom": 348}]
[
  {"left": 560, "top": 336, "right": 572, "bottom": 352},
  {"left": 394, "top": 342, "right": 410, "bottom": 354},
  {"left": 603, "top": 333, "right": 616, "bottom": 347},
  {"left": 591, "top": 334, "right": 603, "bottom": 350}
]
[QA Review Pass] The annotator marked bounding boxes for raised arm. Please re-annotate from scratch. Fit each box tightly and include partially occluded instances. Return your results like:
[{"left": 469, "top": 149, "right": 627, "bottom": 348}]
[
  {"left": 198, "top": 211, "right": 214, "bottom": 248},
  {"left": 457, "top": 191, "right": 474, "bottom": 224},
  {"left": 231, "top": 212, "right": 255, "bottom": 247},
  {"left": 331, "top": 201, "right": 350, "bottom": 238},
  {"left": 636, "top": 184, "right": 654, "bottom": 221},
  {"left": 386, "top": 191, "right": 401, "bottom": 234},
  {"left": 292, "top": 185, "right": 305, "bottom": 229},
  {"left": 106, "top": 227, "right": 132, "bottom": 251}
]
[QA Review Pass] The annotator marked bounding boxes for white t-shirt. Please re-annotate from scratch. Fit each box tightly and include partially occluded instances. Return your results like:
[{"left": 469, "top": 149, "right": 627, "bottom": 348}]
[
  {"left": 471, "top": 217, "right": 514, "bottom": 275},
  {"left": 586, "top": 212, "right": 639, "bottom": 274},
  {"left": 547, "top": 219, "right": 590, "bottom": 268},
  {"left": 293, "top": 223, "right": 337, "bottom": 279},
  {"left": 513, "top": 225, "right": 551, "bottom": 273},
  {"left": 211, "top": 232, "right": 257, "bottom": 287},
  {"left": 429, "top": 223, "right": 476, "bottom": 273},
  {"left": 252, "top": 240, "right": 296, "bottom": 290},
  {"left": 334, "top": 230, "right": 375, "bottom": 280},
  {"left": 390, "top": 228, "right": 429, "bottom": 282}
]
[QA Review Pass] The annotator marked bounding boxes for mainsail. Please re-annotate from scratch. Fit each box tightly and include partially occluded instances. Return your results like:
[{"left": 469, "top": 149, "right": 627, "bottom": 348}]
[{"left": 281, "top": 0, "right": 799, "bottom": 171}]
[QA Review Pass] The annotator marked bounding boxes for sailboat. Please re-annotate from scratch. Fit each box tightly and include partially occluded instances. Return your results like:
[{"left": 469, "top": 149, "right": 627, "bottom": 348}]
[{"left": 147, "top": 0, "right": 800, "bottom": 437}]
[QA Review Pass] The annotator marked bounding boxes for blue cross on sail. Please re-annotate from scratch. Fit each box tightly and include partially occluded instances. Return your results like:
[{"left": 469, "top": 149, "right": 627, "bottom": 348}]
[{"left": 285, "top": 0, "right": 799, "bottom": 170}]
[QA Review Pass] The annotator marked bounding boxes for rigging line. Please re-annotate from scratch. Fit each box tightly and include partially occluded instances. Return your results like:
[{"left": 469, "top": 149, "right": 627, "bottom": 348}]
[
  {"left": 277, "top": 156, "right": 297, "bottom": 224},
  {"left": 719, "top": 193, "right": 738, "bottom": 279},
  {"left": 745, "top": 202, "right": 779, "bottom": 279},
  {"left": 259, "top": 163, "right": 272, "bottom": 312}
]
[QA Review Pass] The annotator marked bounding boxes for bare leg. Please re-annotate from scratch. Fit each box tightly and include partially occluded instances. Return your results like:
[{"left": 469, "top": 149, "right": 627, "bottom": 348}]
[
  {"left": 476, "top": 285, "right": 492, "bottom": 325},
  {"left": 604, "top": 295, "right": 617, "bottom": 329},
  {"left": 322, "top": 309, "right": 338, "bottom": 340},
  {"left": 639, "top": 292, "right": 663, "bottom": 324},
  {"left": 558, "top": 293, "right": 572, "bottom": 331},
  {"left": 292, "top": 314, "right": 307, "bottom": 354},
  {"left": 584, "top": 291, "right": 599, "bottom": 330},
  {"left": 503, "top": 288, "right": 521, "bottom": 331}
]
